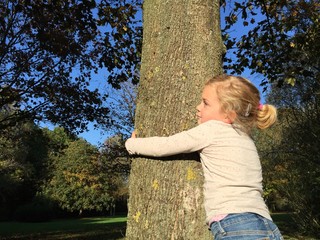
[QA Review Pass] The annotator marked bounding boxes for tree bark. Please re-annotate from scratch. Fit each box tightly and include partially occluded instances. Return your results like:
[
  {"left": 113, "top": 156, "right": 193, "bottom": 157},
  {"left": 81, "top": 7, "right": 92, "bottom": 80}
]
[{"left": 126, "top": 0, "right": 224, "bottom": 239}]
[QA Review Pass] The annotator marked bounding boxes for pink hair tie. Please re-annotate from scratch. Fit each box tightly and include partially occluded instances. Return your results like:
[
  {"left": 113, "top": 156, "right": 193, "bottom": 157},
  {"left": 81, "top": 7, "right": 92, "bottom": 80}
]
[{"left": 258, "top": 103, "right": 263, "bottom": 110}]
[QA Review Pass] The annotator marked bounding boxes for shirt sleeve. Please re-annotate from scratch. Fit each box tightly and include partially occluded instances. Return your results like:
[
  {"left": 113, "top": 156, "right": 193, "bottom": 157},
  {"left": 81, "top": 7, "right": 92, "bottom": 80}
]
[{"left": 125, "top": 122, "right": 213, "bottom": 157}]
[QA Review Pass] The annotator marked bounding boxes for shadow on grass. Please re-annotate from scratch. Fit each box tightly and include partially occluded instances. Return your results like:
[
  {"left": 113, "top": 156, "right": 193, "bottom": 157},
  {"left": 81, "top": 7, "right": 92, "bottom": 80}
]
[{"left": 0, "top": 217, "right": 126, "bottom": 240}]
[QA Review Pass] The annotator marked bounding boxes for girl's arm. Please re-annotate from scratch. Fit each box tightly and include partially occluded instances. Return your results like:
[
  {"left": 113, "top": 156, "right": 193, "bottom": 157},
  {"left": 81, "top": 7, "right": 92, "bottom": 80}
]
[{"left": 125, "top": 123, "right": 212, "bottom": 157}]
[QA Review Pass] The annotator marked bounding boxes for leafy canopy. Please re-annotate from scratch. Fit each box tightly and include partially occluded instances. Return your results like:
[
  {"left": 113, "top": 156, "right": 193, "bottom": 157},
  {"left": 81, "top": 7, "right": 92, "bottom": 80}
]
[
  {"left": 0, "top": 0, "right": 142, "bottom": 133},
  {"left": 222, "top": 0, "right": 319, "bottom": 89}
]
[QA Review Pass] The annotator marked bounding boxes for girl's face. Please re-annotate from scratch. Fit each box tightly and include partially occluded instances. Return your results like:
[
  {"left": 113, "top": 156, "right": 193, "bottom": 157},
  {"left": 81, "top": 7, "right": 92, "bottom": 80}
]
[{"left": 196, "top": 84, "right": 231, "bottom": 124}]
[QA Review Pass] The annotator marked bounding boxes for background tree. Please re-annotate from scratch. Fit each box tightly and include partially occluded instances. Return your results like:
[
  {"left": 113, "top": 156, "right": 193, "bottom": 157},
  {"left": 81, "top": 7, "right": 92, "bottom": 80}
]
[
  {"left": 253, "top": 116, "right": 291, "bottom": 213},
  {"left": 126, "top": 0, "right": 224, "bottom": 238},
  {"left": 42, "top": 137, "right": 112, "bottom": 215},
  {"left": 105, "top": 81, "right": 137, "bottom": 137},
  {"left": 97, "top": 0, "right": 142, "bottom": 88},
  {"left": 262, "top": 80, "right": 320, "bottom": 236},
  {"left": 101, "top": 135, "right": 131, "bottom": 215},
  {"left": 99, "top": 82, "right": 137, "bottom": 214},
  {"left": 222, "top": 0, "right": 319, "bottom": 88},
  {"left": 0, "top": 121, "right": 126, "bottom": 220},
  {"left": 0, "top": 0, "right": 142, "bottom": 217},
  {"left": 0, "top": 0, "right": 142, "bottom": 134},
  {"left": 0, "top": 119, "right": 48, "bottom": 219}
]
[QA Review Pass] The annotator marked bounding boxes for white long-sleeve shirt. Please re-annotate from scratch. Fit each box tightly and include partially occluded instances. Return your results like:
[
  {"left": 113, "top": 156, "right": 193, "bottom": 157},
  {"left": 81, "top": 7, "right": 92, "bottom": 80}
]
[{"left": 125, "top": 120, "right": 272, "bottom": 224}]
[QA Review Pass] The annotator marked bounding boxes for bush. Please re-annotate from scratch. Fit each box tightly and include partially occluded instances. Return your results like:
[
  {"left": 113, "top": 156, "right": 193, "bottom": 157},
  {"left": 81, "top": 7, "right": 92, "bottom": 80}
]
[
  {"left": 0, "top": 206, "right": 12, "bottom": 221},
  {"left": 13, "top": 197, "right": 57, "bottom": 222}
]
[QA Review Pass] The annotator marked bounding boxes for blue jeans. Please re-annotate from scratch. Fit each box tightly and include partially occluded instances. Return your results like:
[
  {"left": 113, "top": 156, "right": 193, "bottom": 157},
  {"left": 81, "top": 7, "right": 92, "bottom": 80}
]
[{"left": 210, "top": 213, "right": 284, "bottom": 240}]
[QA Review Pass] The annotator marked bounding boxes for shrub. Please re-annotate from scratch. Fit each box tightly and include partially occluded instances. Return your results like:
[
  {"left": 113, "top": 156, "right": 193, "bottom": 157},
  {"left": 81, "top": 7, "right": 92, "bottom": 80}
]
[{"left": 13, "top": 197, "right": 57, "bottom": 222}]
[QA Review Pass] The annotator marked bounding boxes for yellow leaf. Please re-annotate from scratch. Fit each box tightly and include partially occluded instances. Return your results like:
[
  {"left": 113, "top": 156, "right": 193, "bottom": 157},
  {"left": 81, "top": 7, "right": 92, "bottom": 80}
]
[
  {"left": 286, "top": 77, "right": 296, "bottom": 86},
  {"left": 133, "top": 211, "right": 141, "bottom": 222},
  {"left": 187, "top": 167, "right": 196, "bottom": 181},
  {"left": 152, "top": 179, "right": 159, "bottom": 190}
]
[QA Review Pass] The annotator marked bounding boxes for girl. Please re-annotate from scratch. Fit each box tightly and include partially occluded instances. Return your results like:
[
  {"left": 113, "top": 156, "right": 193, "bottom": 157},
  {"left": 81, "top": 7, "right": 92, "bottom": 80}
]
[{"left": 125, "top": 75, "right": 283, "bottom": 239}]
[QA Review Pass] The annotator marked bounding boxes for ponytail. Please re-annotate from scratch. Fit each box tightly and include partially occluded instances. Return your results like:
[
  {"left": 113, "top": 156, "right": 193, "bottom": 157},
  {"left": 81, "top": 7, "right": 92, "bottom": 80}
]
[{"left": 256, "top": 104, "right": 277, "bottom": 129}]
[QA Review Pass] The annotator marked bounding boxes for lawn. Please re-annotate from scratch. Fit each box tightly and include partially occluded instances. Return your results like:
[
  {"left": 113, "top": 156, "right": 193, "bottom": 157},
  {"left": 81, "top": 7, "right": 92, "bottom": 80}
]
[
  {"left": 0, "top": 213, "right": 317, "bottom": 240},
  {"left": 0, "top": 216, "right": 126, "bottom": 240}
]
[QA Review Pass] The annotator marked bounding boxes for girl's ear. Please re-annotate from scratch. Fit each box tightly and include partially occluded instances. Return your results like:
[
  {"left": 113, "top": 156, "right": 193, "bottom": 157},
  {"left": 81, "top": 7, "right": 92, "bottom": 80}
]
[{"left": 224, "top": 111, "right": 237, "bottom": 124}]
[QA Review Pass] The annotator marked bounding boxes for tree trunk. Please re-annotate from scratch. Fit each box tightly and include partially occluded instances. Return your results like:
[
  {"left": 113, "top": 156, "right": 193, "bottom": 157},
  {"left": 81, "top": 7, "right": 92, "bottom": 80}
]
[{"left": 126, "top": 0, "right": 224, "bottom": 239}]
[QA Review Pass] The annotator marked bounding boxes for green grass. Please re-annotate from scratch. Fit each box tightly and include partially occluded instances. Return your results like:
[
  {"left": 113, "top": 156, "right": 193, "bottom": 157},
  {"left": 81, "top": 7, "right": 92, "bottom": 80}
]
[
  {"left": 0, "top": 216, "right": 126, "bottom": 240},
  {"left": 0, "top": 213, "right": 317, "bottom": 240}
]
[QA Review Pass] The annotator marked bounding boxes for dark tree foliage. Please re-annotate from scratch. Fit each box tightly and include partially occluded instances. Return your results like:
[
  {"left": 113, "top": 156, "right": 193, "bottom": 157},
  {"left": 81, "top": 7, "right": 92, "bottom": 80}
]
[
  {"left": 222, "top": 0, "right": 319, "bottom": 90},
  {"left": 97, "top": 0, "right": 142, "bottom": 89},
  {"left": 0, "top": 120, "right": 49, "bottom": 218},
  {"left": 265, "top": 78, "right": 320, "bottom": 236},
  {"left": 0, "top": 0, "right": 142, "bottom": 133}
]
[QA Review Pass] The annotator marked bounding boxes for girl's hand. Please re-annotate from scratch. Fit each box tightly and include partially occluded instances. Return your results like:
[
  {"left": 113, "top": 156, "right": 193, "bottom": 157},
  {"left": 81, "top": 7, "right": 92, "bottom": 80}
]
[{"left": 131, "top": 130, "right": 137, "bottom": 138}]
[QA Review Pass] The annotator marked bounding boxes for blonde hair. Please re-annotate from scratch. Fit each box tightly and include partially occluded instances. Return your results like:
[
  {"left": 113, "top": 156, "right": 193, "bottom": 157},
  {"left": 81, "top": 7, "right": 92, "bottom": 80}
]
[{"left": 206, "top": 75, "right": 277, "bottom": 133}]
